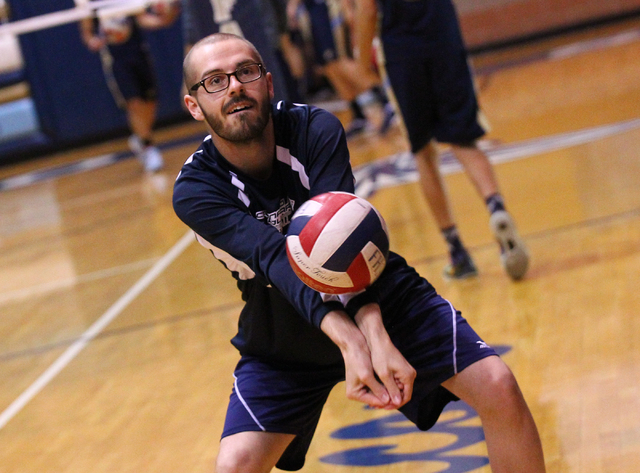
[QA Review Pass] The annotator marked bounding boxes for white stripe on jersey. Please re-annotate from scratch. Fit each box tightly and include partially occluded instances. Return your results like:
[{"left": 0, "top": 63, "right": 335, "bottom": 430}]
[
  {"left": 276, "top": 146, "right": 310, "bottom": 190},
  {"left": 195, "top": 233, "right": 256, "bottom": 280},
  {"left": 230, "top": 172, "right": 251, "bottom": 207}
]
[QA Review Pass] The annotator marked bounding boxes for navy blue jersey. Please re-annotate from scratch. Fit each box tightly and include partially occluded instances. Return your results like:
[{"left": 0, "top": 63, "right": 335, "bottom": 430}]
[
  {"left": 173, "top": 102, "right": 358, "bottom": 364},
  {"left": 173, "top": 101, "right": 445, "bottom": 364},
  {"left": 377, "top": 0, "right": 465, "bottom": 60}
]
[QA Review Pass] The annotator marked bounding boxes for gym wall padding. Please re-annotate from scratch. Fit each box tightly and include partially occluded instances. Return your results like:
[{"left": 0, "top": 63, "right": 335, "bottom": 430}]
[{"left": 1, "top": 0, "right": 186, "bottom": 165}]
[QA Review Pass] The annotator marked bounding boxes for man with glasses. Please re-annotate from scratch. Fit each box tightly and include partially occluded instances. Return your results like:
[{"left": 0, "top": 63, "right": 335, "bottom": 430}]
[{"left": 174, "top": 33, "right": 545, "bottom": 473}]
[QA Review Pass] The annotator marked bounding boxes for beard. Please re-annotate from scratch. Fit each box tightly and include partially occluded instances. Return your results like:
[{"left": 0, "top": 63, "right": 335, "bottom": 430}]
[{"left": 203, "top": 93, "right": 271, "bottom": 143}]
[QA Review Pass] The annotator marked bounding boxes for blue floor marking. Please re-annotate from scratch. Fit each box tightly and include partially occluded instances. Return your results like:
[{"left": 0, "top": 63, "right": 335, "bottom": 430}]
[{"left": 321, "top": 345, "right": 512, "bottom": 471}]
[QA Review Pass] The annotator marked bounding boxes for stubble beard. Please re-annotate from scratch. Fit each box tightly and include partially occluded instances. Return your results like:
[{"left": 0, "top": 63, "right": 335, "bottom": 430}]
[{"left": 204, "top": 94, "right": 271, "bottom": 143}]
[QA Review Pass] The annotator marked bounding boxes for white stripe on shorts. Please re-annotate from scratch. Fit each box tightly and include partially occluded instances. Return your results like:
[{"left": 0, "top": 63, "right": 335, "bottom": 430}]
[
  {"left": 234, "top": 374, "right": 266, "bottom": 431},
  {"left": 445, "top": 299, "right": 458, "bottom": 374}
]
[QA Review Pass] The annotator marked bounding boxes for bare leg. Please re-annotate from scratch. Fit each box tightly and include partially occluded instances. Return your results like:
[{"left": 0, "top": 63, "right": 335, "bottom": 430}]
[
  {"left": 442, "top": 356, "right": 546, "bottom": 473},
  {"left": 125, "top": 97, "right": 163, "bottom": 172},
  {"left": 322, "top": 60, "right": 359, "bottom": 102},
  {"left": 216, "top": 431, "right": 295, "bottom": 473},
  {"left": 126, "top": 97, "right": 157, "bottom": 142},
  {"left": 414, "top": 141, "right": 478, "bottom": 278},
  {"left": 279, "top": 34, "right": 306, "bottom": 81},
  {"left": 414, "top": 141, "right": 456, "bottom": 230},
  {"left": 450, "top": 143, "right": 499, "bottom": 199},
  {"left": 450, "top": 143, "right": 529, "bottom": 280}
]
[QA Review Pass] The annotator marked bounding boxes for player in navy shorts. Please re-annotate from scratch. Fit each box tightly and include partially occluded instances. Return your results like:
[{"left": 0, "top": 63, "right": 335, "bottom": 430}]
[
  {"left": 80, "top": 4, "right": 179, "bottom": 172},
  {"left": 174, "top": 33, "right": 545, "bottom": 472},
  {"left": 354, "top": 0, "right": 530, "bottom": 281}
]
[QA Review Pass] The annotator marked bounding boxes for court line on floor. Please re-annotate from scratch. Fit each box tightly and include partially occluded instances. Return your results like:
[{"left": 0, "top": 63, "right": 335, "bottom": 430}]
[
  {"left": 0, "top": 302, "right": 244, "bottom": 363},
  {"left": 0, "top": 229, "right": 194, "bottom": 431},
  {"left": 0, "top": 257, "right": 159, "bottom": 306},
  {"left": 353, "top": 118, "right": 640, "bottom": 198},
  {"left": 0, "top": 131, "right": 207, "bottom": 192}
]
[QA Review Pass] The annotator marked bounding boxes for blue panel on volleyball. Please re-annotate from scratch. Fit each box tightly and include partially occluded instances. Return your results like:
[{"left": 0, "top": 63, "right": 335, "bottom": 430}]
[
  {"left": 324, "top": 209, "right": 387, "bottom": 272},
  {"left": 287, "top": 215, "right": 311, "bottom": 237}
]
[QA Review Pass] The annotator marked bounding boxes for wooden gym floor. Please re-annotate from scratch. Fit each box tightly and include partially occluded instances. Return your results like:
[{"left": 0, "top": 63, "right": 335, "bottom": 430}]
[{"left": 1, "top": 16, "right": 640, "bottom": 473}]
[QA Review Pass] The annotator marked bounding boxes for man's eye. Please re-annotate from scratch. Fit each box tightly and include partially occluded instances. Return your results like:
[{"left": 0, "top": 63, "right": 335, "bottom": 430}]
[
  {"left": 207, "top": 75, "right": 225, "bottom": 86},
  {"left": 237, "top": 67, "right": 253, "bottom": 78}
]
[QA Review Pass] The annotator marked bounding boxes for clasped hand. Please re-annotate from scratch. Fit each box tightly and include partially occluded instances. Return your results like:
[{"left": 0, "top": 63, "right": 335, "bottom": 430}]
[
  {"left": 347, "top": 303, "right": 416, "bottom": 409},
  {"left": 321, "top": 304, "right": 416, "bottom": 410},
  {"left": 342, "top": 330, "right": 415, "bottom": 410}
]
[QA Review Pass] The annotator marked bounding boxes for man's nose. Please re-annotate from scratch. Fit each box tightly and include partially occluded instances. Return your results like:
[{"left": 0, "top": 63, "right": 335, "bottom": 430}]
[{"left": 227, "top": 74, "right": 244, "bottom": 93}]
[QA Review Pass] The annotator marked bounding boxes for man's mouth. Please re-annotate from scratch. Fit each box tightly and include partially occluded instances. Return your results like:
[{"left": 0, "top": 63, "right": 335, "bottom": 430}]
[{"left": 226, "top": 100, "right": 254, "bottom": 115}]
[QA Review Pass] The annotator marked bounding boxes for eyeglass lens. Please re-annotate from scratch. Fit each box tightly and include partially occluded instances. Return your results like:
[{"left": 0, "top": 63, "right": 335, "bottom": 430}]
[{"left": 202, "top": 64, "right": 262, "bottom": 93}]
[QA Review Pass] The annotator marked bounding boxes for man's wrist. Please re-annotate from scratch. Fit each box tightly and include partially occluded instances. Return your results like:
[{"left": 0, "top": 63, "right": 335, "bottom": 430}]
[
  {"left": 354, "top": 303, "right": 392, "bottom": 348},
  {"left": 320, "top": 310, "right": 368, "bottom": 353}
]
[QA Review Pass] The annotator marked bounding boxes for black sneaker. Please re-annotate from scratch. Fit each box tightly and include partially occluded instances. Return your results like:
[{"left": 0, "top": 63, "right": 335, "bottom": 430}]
[
  {"left": 379, "top": 104, "right": 396, "bottom": 135},
  {"left": 345, "top": 118, "right": 369, "bottom": 138},
  {"left": 443, "top": 254, "right": 479, "bottom": 280}
]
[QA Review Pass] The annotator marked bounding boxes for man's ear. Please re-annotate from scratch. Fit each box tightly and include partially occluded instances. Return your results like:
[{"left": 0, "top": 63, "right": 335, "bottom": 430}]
[
  {"left": 266, "top": 72, "right": 275, "bottom": 102},
  {"left": 184, "top": 94, "right": 205, "bottom": 121}
]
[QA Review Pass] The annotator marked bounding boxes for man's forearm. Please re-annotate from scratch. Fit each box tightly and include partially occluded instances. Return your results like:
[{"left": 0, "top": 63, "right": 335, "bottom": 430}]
[
  {"left": 354, "top": 302, "right": 394, "bottom": 351},
  {"left": 320, "top": 309, "right": 368, "bottom": 354}
]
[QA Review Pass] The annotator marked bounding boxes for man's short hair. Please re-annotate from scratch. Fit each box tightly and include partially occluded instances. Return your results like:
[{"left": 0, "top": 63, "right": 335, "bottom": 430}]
[{"left": 183, "top": 33, "right": 265, "bottom": 91}]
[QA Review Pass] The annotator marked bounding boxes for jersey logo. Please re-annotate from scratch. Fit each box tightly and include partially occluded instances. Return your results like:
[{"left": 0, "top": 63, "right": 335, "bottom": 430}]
[{"left": 255, "top": 197, "right": 295, "bottom": 233}]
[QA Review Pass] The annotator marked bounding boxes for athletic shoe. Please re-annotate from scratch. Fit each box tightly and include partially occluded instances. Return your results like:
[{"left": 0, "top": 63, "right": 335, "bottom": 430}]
[
  {"left": 378, "top": 103, "right": 396, "bottom": 135},
  {"left": 128, "top": 134, "right": 144, "bottom": 155},
  {"left": 345, "top": 118, "right": 369, "bottom": 138},
  {"left": 443, "top": 253, "right": 478, "bottom": 280},
  {"left": 490, "top": 210, "right": 529, "bottom": 280},
  {"left": 141, "top": 146, "right": 164, "bottom": 172}
]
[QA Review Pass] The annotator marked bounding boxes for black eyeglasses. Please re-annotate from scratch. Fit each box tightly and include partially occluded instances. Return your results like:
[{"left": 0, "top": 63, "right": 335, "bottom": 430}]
[{"left": 190, "top": 63, "right": 264, "bottom": 94}]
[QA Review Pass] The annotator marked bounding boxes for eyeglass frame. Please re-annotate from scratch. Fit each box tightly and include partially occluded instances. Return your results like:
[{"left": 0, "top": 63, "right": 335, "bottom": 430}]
[{"left": 189, "top": 63, "right": 265, "bottom": 94}]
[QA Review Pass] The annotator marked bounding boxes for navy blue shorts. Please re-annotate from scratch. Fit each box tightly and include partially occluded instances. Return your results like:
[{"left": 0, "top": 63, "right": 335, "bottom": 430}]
[
  {"left": 103, "top": 43, "right": 157, "bottom": 105},
  {"left": 383, "top": 49, "right": 486, "bottom": 153},
  {"left": 222, "top": 292, "right": 497, "bottom": 471}
]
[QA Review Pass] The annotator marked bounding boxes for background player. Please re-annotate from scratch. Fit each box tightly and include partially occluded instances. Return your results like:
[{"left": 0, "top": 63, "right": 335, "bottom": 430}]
[
  {"left": 353, "top": 0, "right": 529, "bottom": 280},
  {"left": 174, "top": 33, "right": 545, "bottom": 472},
  {"left": 79, "top": 2, "right": 180, "bottom": 172},
  {"left": 287, "top": 0, "right": 394, "bottom": 137}
]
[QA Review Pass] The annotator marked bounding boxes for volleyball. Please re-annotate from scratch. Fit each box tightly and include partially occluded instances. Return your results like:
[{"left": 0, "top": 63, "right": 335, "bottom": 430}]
[{"left": 286, "top": 192, "right": 389, "bottom": 294}]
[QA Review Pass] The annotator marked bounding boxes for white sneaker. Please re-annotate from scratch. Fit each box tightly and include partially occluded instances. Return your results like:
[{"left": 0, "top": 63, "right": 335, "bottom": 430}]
[
  {"left": 128, "top": 134, "right": 145, "bottom": 155},
  {"left": 141, "top": 146, "right": 164, "bottom": 172},
  {"left": 490, "top": 210, "right": 529, "bottom": 280}
]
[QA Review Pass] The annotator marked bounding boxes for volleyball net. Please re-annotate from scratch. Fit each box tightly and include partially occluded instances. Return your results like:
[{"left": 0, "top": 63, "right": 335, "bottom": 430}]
[{"left": 0, "top": 0, "right": 171, "bottom": 37}]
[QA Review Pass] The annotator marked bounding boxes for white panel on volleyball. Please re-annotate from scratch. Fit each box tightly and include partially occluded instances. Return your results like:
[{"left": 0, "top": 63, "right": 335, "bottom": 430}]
[
  {"left": 310, "top": 198, "right": 370, "bottom": 264},
  {"left": 286, "top": 236, "right": 355, "bottom": 289}
]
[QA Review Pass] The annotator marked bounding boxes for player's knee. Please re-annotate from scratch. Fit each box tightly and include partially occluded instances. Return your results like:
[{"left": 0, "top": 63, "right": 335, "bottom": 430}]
[
  {"left": 215, "top": 448, "right": 252, "bottom": 473},
  {"left": 478, "top": 361, "right": 525, "bottom": 416},
  {"left": 415, "top": 141, "right": 438, "bottom": 160}
]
